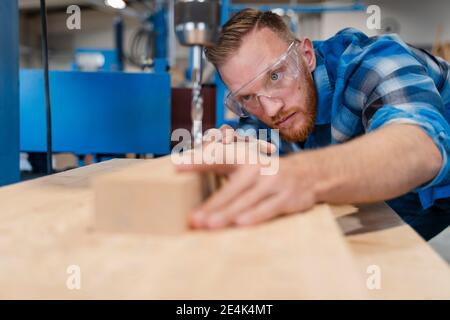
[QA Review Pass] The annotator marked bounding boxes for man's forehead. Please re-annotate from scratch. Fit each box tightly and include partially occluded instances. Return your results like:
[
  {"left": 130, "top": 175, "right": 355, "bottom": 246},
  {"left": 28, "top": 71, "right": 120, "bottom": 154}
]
[{"left": 219, "top": 28, "right": 289, "bottom": 93}]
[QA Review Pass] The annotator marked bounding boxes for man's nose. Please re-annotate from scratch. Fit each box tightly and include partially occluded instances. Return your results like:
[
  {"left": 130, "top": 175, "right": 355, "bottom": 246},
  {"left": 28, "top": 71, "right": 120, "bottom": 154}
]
[{"left": 258, "top": 95, "right": 285, "bottom": 117}]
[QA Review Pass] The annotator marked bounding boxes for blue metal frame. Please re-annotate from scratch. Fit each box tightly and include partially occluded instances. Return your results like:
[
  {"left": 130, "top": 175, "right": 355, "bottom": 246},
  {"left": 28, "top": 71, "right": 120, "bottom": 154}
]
[
  {"left": 0, "top": 0, "right": 20, "bottom": 186},
  {"left": 215, "top": 0, "right": 232, "bottom": 127},
  {"left": 230, "top": 2, "right": 366, "bottom": 14},
  {"left": 151, "top": 4, "right": 169, "bottom": 60},
  {"left": 20, "top": 70, "right": 171, "bottom": 155}
]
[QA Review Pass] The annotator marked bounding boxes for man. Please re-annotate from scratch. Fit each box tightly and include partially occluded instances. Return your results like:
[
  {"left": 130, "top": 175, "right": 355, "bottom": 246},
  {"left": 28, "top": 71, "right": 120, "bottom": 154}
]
[{"left": 177, "top": 9, "right": 450, "bottom": 240}]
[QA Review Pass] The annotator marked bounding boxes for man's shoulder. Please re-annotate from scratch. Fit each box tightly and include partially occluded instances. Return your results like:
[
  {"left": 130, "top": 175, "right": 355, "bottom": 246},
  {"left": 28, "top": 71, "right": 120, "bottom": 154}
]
[
  {"left": 327, "top": 27, "right": 371, "bottom": 41},
  {"left": 314, "top": 27, "right": 411, "bottom": 59},
  {"left": 314, "top": 27, "right": 418, "bottom": 89},
  {"left": 313, "top": 28, "right": 371, "bottom": 49}
]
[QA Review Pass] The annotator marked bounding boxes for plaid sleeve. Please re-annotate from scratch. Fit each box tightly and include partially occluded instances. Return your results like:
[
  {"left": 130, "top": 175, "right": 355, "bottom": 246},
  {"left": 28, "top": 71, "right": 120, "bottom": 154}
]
[{"left": 345, "top": 40, "right": 450, "bottom": 209}]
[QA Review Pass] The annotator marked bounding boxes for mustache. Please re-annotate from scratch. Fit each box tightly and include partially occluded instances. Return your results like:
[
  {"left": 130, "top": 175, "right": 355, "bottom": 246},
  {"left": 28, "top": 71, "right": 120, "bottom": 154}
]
[
  {"left": 271, "top": 111, "right": 294, "bottom": 124},
  {"left": 271, "top": 108, "right": 307, "bottom": 124}
]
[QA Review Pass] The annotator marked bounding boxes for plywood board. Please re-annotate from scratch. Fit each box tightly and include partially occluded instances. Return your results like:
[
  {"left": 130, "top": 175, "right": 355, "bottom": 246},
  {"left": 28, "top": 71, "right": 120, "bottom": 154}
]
[
  {"left": 0, "top": 158, "right": 367, "bottom": 299},
  {"left": 0, "top": 204, "right": 367, "bottom": 299},
  {"left": 1, "top": 159, "right": 448, "bottom": 299},
  {"left": 336, "top": 203, "right": 450, "bottom": 299}
]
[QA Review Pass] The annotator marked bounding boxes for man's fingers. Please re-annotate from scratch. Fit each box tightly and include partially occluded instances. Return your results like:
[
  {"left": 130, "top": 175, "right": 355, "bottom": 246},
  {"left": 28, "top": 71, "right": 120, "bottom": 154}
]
[
  {"left": 203, "top": 125, "right": 234, "bottom": 144},
  {"left": 189, "top": 166, "right": 259, "bottom": 228},
  {"left": 219, "top": 124, "right": 233, "bottom": 131},
  {"left": 219, "top": 124, "right": 235, "bottom": 144},
  {"left": 203, "top": 128, "right": 222, "bottom": 143},
  {"left": 191, "top": 167, "right": 257, "bottom": 219},
  {"left": 234, "top": 191, "right": 316, "bottom": 226},
  {"left": 223, "top": 130, "right": 235, "bottom": 144},
  {"left": 258, "top": 140, "right": 277, "bottom": 155},
  {"left": 203, "top": 180, "right": 276, "bottom": 229},
  {"left": 205, "top": 125, "right": 276, "bottom": 155},
  {"left": 234, "top": 132, "right": 253, "bottom": 143},
  {"left": 233, "top": 193, "right": 288, "bottom": 226},
  {"left": 233, "top": 131, "right": 277, "bottom": 155}
]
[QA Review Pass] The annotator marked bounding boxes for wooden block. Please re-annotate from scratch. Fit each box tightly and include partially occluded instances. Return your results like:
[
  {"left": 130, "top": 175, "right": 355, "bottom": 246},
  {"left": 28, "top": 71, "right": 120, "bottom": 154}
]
[
  {"left": 93, "top": 156, "right": 206, "bottom": 235},
  {"left": 93, "top": 142, "right": 273, "bottom": 235}
]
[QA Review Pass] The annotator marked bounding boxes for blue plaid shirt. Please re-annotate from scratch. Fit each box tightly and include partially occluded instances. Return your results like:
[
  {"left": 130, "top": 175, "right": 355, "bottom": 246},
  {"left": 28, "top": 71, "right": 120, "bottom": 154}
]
[{"left": 238, "top": 28, "right": 450, "bottom": 239}]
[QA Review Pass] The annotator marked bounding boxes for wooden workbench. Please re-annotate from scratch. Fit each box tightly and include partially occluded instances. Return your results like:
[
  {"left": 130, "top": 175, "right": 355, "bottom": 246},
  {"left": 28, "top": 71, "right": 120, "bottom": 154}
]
[{"left": 0, "top": 159, "right": 449, "bottom": 299}]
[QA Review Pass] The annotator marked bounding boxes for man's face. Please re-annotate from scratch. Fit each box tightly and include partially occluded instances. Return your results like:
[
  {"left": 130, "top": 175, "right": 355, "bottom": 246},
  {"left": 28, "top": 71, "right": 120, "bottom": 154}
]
[{"left": 219, "top": 28, "right": 317, "bottom": 142}]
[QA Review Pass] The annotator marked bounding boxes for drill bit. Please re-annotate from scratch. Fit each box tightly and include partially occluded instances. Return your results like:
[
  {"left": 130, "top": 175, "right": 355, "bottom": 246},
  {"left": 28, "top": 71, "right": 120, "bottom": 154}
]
[
  {"left": 191, "top": 45, "right": 204, "bottom": 149},
  {"left": 190, "top": 45, "right": 221, "bottom": 194}
]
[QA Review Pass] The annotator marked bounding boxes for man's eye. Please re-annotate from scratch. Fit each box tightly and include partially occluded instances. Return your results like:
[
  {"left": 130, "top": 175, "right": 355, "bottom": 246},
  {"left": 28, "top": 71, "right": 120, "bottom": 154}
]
[
  {"left": 241, "top": 95, "right": 252, "bottom": 102},
  {"left": 270, "top": 71, "right": 282, "bottom": 81}
]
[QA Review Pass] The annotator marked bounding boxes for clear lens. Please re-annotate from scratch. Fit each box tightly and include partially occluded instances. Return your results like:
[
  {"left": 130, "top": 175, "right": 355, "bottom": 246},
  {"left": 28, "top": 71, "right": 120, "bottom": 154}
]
[
  {"left": 225, "top": 94, "right": 248, "bottom": 117},
  {"left": 224, "top": 41, "right": 300, "bottom": 117}
]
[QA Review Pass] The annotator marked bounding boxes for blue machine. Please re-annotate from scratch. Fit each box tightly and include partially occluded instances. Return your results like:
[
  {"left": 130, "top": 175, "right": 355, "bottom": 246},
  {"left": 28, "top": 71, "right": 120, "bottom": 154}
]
[
  {"left": 0, "top": 0, "right": 20, "bottom": 186},
  {"left": 20, "top": 70, "right": 171, "bottom": 155},
  {"left": 17, "top": 0, "right": 173, "bottom": 171}
]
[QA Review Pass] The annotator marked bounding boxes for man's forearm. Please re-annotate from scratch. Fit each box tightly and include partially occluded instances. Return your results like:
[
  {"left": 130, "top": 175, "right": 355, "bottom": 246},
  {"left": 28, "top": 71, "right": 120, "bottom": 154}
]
[
  {"left": 178, "top": 123, "right": 444, "bottom": 229},
  {"left": 299, "top": 124, "right": 443, "bottom": 204}
]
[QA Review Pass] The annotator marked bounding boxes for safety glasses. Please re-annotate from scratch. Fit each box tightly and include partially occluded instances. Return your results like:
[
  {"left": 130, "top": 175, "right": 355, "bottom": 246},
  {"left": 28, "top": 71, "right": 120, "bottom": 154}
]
[{"left": 225, "top": 40, "right": 301, "bottom": 117}]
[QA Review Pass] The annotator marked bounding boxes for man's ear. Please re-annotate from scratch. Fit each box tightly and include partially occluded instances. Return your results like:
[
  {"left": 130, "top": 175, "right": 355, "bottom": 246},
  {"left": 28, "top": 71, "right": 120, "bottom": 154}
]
[{"left": 299, "top": 38, "right": 316, "bottom": 72}]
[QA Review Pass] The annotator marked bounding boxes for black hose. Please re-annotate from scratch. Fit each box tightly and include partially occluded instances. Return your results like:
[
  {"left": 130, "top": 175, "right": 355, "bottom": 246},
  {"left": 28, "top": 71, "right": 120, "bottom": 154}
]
[
  {"left": 127, "top": 25, "right": 154, "bottom": 67},
  {"left": 39, "top": 0, "right": 53, "bottom": 174}
]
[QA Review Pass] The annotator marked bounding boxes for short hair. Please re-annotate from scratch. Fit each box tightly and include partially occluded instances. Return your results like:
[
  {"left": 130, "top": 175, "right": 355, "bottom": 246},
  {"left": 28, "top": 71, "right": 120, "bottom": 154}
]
[{"left": 204, "top": 8, "right": 296, "bottom": 68}]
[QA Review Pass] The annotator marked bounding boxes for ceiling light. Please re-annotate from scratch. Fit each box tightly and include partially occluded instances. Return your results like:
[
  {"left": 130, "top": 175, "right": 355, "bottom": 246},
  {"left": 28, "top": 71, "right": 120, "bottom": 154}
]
[{"left": 105, "top": 0, "right": 126, "bottom": 10}]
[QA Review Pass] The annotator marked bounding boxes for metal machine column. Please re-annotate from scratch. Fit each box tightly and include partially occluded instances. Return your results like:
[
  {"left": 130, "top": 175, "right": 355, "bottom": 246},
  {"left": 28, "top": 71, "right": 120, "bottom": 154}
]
[{"left": 0, "top": 0, "right": 20, "bottom": 185}]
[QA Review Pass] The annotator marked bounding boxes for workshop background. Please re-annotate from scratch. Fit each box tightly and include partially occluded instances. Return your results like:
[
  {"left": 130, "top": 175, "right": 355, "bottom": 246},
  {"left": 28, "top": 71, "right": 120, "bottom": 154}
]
[{"left": 3, "top": 0, "right": 450, "bottom": 260}]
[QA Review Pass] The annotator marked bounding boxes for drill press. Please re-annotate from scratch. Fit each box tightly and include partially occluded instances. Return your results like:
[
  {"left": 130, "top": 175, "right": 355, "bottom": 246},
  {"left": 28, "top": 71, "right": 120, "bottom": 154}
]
[{"left": 174, "top": 0, "right": 221, "bottom": 149}]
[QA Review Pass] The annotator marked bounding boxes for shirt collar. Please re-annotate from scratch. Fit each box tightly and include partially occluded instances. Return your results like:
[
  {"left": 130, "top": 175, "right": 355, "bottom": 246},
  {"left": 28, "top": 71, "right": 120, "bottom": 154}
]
[{"left": 311, "top": 49, "right": 333, "bottom": 125}]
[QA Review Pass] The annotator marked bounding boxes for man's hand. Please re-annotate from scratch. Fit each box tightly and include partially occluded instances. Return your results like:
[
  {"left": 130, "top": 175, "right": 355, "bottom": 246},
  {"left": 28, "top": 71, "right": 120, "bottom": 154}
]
[
  {"left": 176, "top": 154, "right": 319, "bottom": 229},
  {"left": 175, "top": 124, "right": 443, "bottom": 230},
  {"left": 203, "top": 124, "right": 277, "bottom": 155}
]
